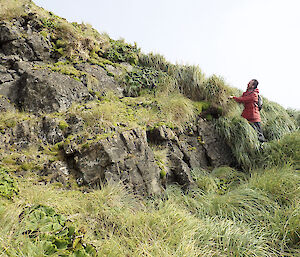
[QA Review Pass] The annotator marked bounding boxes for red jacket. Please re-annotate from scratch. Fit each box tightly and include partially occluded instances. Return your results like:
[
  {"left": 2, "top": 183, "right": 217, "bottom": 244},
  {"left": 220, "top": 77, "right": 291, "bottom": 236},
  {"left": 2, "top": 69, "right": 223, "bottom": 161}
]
[{"left": 233, "top": 88, "right": 261, "bottom": 122}]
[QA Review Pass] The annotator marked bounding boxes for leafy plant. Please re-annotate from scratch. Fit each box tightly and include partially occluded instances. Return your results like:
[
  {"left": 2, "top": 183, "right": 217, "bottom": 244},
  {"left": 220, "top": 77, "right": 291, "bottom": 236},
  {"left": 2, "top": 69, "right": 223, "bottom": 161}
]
[
  {"left": 123, "top": 66, "right": 169, "bottom": 96},
  {"left": 0, "top": 167, "right": 18, "bottom": 199},
  {"left": 102, "top": 39, "right": 139, "bottom": 65},
  {"left": 19, "top": 204, "right": 96, "bottom": 256}
]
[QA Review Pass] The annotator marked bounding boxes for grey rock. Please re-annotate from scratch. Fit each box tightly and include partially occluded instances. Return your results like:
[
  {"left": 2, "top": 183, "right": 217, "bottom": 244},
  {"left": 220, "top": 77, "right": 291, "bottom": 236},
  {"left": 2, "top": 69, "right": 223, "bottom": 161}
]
[
  {"left": 0, "top": 21, "right": 51, "bottom": 61},
  {"left": 9, "top": 120, "right": 37, "bottom": 149},
  {"left": 0, "top": 95, "right": 15, "bottom": 112},
  {"left": 39, "top": 116, "right": 65, "bottom": 145},
  {"left": 197, "top": 118, "right": 234, "bottom": 167},
  {"left": 11, "top": 62, "right": 93, "bottom": 113},
  {"left": 0, "top": 71, "right": 13, "bottom": 84},
  {"left": 75, "top": 63, "right": 124, "bottom": 97},
  {"left": 69, "top": 129, "right": 162, "bottom": 196},
  {"left": 41, "top": 161, "right": 70, "bottom": 185}
]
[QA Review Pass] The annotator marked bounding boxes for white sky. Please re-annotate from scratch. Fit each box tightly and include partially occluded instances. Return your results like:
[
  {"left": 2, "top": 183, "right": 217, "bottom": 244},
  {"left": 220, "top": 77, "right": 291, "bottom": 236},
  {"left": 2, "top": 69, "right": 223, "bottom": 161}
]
[{"left": 33, "top": 0, "right": 300, "bottom": 109}]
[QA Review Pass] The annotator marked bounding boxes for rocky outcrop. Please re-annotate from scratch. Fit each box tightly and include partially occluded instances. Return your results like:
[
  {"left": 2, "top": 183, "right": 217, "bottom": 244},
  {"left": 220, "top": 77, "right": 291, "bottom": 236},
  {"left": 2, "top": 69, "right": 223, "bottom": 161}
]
[
  {"left": 75, "top": 63, "right": 124, "bottom": 97},
  {"left": 0, "top": 14, "right": 236, "bottom": 196},
  {"left": 15, "top": 61, "right": 93, "bottom": 113},
  {"left": 146, "top": 122, "right": 234, "bottom": 190},
  {"left": 64, "top": 129, "right": 162, "bottom": 196},
  {"left": 0, "top": 18, "right": 51, "bottom": 62},
  {"left": 0, "top": 17, "right": 124, "bottom": 114},
  {"left": 0, "top": 108, "right": 235, "bottom": 196}
]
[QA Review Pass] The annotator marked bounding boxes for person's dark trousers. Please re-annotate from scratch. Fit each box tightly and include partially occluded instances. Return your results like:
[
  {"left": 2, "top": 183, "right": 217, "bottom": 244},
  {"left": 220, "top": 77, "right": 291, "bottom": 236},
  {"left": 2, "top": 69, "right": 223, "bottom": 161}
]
[{"left": 250, "top": 122, "right": 267, "bottom": 143}]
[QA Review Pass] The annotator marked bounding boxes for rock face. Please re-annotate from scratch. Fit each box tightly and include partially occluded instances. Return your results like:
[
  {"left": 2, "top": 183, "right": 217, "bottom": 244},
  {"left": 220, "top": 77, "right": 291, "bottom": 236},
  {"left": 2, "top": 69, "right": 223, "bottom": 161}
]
[
  {"left": 67, "top": 129, "right": 162, "bottom": 196},
  {"left": 15, "top": 62, "right": 93, "bottom": 113},
  {"left": 0, "top": 18, "right": 124, "bottom": 113},
  {"left": 61, "top": 122, "right": 234, "bottom": 195},
  {"left": 0, "top": 15, "right": 236, "bottom": 196},
  {"left": 75, "top": 63, "right": 124, "bottom": 97}
]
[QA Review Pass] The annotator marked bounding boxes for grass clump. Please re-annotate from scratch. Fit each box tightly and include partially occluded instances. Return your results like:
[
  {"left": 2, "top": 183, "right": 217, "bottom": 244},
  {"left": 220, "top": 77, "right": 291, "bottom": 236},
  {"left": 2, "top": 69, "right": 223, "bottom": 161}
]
[
  {"left": 258, "top": 131, "right": 300, "bottom": 169},
  {"left": 69, "top": 91, "right": 199, "bottom": 133},
  {"left": 215, "top": 116, "right": 260, "bottom": 170},
  {"left": 260, "top": 99, "right": 296, "bottom": 141},
  {"left": 287, "top": 108, "right": 300, "bottom": 128},
  {"left": 0, "top": 0, "right": 32, "bottom": 20},
  {"left": 0, "top": 165, "right": 299, "bottom": 256}
]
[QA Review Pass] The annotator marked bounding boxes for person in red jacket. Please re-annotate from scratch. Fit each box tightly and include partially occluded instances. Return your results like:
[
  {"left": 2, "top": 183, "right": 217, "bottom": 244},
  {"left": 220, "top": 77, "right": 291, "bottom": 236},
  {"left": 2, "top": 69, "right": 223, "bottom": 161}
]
[{"left": 229, "top": 79, "right": 266, "bottom": 142}]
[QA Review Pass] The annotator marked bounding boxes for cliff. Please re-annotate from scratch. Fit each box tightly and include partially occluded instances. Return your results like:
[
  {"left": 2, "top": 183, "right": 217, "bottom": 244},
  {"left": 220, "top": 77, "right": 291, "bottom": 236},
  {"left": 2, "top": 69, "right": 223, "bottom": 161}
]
[
  {"left": 1, "top": 1, "right": 300, "bottom": 256},
  {"left": 0, "top": 0, "right": 238, "bottom": 196}
]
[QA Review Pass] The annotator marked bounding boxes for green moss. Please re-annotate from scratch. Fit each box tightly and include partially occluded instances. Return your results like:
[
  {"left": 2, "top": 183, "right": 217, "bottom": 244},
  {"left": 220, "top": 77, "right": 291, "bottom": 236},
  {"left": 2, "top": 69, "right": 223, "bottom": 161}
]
[
  {"left": 40, "top": 30, "right": 48, "bottom": 39},
  {"left": 160, "top": 169, "right": 167, "bottom": 179},
  {"left": 40, "top": 17, "right": 58, "bottom": 29},
  {"left": 193, "top": 101, "right": 210, "bottom": 114},
  {"left": 35, "top": 62, "right": 86, "bottom": 81},
  {"left": 58, "top": 120, "right": 69, "bottom": 131},
  {"left": 205, "top": 114, "right": 213, "bottom": 121},
  {"left": 55, "top": 39, "right": 66, "bottom": 48}
]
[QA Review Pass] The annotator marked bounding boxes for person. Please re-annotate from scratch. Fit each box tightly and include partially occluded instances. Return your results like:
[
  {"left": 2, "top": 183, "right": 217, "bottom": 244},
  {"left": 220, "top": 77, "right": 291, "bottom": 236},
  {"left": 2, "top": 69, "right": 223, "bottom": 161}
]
[{"left": 229, "top": 79, "right": 266, "bottom": 143}]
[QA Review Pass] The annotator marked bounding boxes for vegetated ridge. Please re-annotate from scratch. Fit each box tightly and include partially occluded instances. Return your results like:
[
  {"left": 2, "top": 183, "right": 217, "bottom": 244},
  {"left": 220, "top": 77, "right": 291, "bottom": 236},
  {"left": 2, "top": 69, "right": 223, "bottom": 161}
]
[{"left": 0, "top": 1, "right": 299, "bottom": 256}]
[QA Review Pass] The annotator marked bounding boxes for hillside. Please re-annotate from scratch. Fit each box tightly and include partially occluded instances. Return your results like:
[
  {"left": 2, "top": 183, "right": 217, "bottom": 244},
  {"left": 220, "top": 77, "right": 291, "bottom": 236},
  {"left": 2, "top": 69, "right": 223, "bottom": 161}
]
[{"left": 0, "top": 0, "right": 299, "bottom": 256}]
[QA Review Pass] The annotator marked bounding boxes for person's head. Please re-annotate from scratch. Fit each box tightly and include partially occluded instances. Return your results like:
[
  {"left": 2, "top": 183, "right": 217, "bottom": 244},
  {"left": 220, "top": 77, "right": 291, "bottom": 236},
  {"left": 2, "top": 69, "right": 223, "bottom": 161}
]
[{"left": 247, "top": 79, "right": 259, "bottom": 90}]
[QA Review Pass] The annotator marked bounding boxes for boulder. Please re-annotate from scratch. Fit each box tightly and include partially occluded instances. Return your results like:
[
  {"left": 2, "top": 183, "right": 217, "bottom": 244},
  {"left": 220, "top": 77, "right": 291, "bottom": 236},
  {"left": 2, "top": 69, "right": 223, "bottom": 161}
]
[
  {"left": 197, "top": 118, "right": 234, "bottom": 167},
  {"left": 75, "top": 63, "right": 124, "bottom": 97},
  {"left": 0, "top": 20, "right": 51, "bottom": 61},
  {"left": 11, "top": 61, "right": 93, "bottom": 113},
  {"left": 67, "top": 129, "right": 162, "bottom": 196}
]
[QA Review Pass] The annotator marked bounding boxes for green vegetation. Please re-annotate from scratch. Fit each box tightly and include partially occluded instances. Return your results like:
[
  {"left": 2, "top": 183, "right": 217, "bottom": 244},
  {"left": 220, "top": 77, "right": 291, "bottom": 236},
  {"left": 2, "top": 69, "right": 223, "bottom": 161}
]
[
  {"left": 0, "top": 168, "right": 18, "bottom": 199},
  {"left": 0, "top": 1, "right": 299, "bottom": 256},
  {"left": 0, "top": 165, "right": 299, "bottom": 256},
  {"left": 17, "top": 204, "right": 96, "bottom": 256},
  {"left": 123, "top": 66, "right": 172, "bottom": 96},
  {"left": 102, "top": 39, "right": 139, "bottom": 65},
  {"left": 68, "top": 92, "right": 199, "bottom": 132}
]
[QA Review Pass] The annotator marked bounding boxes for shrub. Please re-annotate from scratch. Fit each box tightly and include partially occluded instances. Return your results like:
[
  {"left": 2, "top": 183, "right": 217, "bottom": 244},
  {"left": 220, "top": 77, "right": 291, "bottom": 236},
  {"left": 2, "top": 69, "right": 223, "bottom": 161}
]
[
  {"left": 123, "top": 66, "right": 167, "bottom": 96},
  {"left": 102, "top": 39, "right": 139, "bottom": 65}
]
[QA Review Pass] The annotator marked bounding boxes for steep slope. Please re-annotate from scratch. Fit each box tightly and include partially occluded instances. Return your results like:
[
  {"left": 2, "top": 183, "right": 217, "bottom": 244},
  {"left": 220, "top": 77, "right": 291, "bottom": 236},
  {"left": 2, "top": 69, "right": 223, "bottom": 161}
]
[
  {"left": 0, "top": 0, "right": 298, "bottom": 195},
  {"left": 0, "top": 1, "right": 299, "bottom": 256}
]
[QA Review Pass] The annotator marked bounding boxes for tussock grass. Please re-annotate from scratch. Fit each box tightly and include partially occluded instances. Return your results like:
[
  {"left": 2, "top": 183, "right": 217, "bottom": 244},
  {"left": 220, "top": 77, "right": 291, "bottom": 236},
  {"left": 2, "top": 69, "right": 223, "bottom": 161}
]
[
  {"left": 215, "top": 98, "right": 298, "bottom": 170},
  {"left": 69, "top": 92, "right": 198, "bottom": 132},
  {"left": 0, "top": 0, "right": 32, "bottom": 20},
  {"left": 287, "top": 108, "right": 300, "bottom": 128},
  {"left": 215, "top": 116, "right": 261, "bottom": 170},
  {"left": 0, "top": 165, "right": 299, "bottom": 256},
  {"left": 139, "top": 52, "right": 171, "bottom": 73},
  {"left": 248, "top": 166, "right": 300, "bottom": 205},
  {"left": 258, "top": 131, "right": 300, "bottom": 169},
  {"left": 260, "top": 99, "right": 296, "bottom": 141}
]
